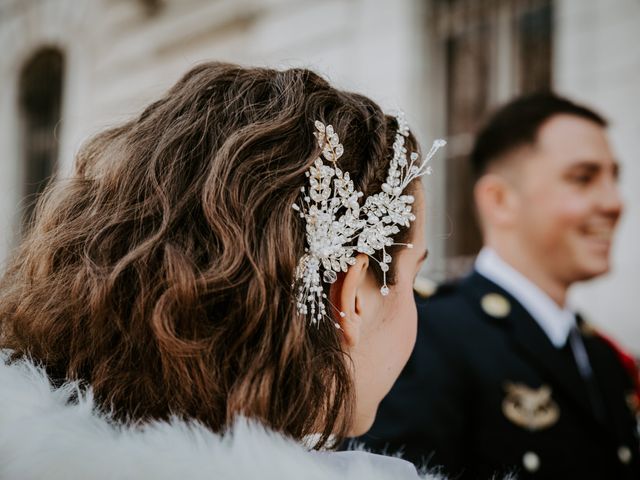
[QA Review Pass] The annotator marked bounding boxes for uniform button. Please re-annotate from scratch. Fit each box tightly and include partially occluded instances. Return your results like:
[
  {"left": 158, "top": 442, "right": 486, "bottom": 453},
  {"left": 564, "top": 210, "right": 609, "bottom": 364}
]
[
  {"left": 618, "top": 445, "right": 632, "bottom": 464},
  {"left": 522, "top": 451, "right": 540, "bottom": 472},
  {"left": 481, "top": 293, "right": 511, "bottom": 318}
]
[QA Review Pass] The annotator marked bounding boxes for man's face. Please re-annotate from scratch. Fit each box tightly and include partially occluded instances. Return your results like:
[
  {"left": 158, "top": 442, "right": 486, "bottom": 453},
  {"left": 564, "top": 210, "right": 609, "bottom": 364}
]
[{"left": 513, "top": 114, "right": 623, "bottom": 284}]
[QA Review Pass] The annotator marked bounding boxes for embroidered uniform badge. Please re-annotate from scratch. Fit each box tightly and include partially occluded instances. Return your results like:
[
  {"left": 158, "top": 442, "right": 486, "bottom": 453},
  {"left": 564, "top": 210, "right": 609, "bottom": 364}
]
[{"left": 502, "top": 382, "right": 560, "bottom": 431}]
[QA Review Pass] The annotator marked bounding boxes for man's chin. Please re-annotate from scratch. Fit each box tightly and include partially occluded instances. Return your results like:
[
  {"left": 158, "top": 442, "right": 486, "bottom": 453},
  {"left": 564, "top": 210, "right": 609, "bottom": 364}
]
[{"left": 573, "top": 259, "right": 611, "bottom": 282}]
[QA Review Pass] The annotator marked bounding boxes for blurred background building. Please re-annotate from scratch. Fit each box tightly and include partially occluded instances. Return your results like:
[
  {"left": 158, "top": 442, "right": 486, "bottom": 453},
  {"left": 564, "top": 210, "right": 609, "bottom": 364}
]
[{"left": 0, "top": 0, "right": 638, "bottom": 352}]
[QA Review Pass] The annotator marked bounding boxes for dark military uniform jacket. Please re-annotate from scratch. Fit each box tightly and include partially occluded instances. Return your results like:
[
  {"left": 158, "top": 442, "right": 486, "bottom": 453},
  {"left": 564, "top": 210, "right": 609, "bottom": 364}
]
[{"left": 359, "top": 271, "right": 640, "bottom": 479}]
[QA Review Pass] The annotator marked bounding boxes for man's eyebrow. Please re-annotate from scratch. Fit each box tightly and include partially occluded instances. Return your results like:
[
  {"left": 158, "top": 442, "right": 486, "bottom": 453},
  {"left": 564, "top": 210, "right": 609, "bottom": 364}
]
[
  {"left": 566, "top": 159, "right": 621, "bottom": 178},
  {"left": 566, "top": 160, "right": 600, "bottom": 171}
]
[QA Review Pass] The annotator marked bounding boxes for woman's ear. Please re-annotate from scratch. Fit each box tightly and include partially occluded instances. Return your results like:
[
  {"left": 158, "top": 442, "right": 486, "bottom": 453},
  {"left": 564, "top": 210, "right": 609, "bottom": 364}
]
[{"left": 329, "top": 254, "right": 370, "bottom": 348}]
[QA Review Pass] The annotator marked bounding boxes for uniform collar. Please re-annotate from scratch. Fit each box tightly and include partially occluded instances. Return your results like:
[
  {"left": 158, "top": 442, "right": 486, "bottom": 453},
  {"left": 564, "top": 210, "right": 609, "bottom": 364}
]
[{"left": 475, "top": 247, "right": 576, "bottom": 348}]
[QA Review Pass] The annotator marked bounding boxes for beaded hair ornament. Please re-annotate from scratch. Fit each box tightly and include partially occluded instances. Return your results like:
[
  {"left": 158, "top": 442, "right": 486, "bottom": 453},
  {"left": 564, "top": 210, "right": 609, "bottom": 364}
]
[{"left": 292, "top": 113, "right": 445, "bottom": 325}]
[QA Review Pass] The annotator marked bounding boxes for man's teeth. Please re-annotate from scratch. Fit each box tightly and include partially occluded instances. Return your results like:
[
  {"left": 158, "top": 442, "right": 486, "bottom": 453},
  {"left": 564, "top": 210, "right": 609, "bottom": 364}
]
[{"left": 584, "top": 226, "right": 613, "bottom": 240}]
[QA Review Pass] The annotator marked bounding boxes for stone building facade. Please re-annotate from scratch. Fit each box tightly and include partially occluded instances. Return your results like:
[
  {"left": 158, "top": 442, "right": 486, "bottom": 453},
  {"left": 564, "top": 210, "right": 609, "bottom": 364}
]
[{"left": 0, "top": 0, "right": 638, "bottom": 352}]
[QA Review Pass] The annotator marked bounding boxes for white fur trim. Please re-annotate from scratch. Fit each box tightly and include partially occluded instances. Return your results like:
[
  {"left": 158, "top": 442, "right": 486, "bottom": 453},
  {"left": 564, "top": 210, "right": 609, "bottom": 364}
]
[{"left": 0, "top": 353, "right": 442, "bottom": 479}]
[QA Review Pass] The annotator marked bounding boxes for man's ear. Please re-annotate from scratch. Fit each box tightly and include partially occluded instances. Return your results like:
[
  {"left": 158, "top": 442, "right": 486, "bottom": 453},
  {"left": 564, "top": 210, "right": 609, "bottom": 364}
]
[
  {"left": 474, "top": 173, "right": 519, "bottom": 227},
  {"left": 329, "top": 254, "right": 370, "bottom": 348}
]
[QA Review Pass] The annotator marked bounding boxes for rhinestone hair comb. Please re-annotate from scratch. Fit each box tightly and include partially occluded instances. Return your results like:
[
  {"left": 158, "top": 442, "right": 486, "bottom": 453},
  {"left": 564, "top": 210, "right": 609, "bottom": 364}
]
[{"left": 292, "top": 113, "right": 445, "bottom": 324}]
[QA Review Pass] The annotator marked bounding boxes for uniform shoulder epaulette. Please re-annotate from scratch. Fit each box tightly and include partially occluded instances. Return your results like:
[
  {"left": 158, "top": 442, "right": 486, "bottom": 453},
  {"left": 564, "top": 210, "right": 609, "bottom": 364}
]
[
  {"left": 581, "top": 320, "right": 640, "bottom": 416},
  {"left": 414, "top": 277, "right": 460, "bottom": 300},
  {"left": 413, "top": 276, "right": 438, "bottom": 299}
]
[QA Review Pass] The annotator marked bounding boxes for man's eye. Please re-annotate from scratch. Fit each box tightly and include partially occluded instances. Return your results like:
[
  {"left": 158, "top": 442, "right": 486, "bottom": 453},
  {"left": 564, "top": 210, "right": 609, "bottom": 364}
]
[{"left": 569, "top": 174, "right": 592, "bottom": 185}]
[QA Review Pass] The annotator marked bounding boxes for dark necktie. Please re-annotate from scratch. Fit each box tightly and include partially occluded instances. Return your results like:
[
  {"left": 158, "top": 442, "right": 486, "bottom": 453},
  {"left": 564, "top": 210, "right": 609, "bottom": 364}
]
[{"left": 566, "top": 325, "right": 608, "bottom": 424}]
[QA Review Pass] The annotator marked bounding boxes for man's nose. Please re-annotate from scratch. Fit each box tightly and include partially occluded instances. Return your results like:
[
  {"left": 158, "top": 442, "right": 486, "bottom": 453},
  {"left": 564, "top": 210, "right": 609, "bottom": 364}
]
[{"left": 600, "top": 180, "right": 624, "bottom": 218}]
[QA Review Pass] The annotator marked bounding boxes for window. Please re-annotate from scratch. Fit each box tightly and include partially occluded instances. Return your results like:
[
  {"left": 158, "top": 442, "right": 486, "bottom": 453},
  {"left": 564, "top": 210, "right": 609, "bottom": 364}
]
[
  {"left": 18, "top": 48, "right": 65, "bottom": 233},
  {"left": 432, "top": 0, "right": 553, "bottom": 277}
]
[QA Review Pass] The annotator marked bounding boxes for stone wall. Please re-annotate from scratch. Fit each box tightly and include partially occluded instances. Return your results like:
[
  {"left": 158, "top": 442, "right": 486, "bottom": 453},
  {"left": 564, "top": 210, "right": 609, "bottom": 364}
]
[
  {"left": 0, "top": 0, "right": 638, "bottom": 351},
  {"left": 0, "top": 0, "right": 442, "bottom": 265},
  {"left": 556, "top": 0, "right": 640, "bottom": 353}
]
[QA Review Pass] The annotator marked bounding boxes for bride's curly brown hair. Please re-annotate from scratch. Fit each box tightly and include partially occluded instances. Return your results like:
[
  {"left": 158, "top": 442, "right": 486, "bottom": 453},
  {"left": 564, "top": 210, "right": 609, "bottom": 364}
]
[{"left": 0, "top": 62, "right": 420, "bottom": 447}]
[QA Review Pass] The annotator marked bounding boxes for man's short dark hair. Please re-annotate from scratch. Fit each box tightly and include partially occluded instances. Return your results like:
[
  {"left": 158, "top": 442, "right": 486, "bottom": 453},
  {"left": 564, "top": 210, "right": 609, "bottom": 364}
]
[{"left": 470, "top": 92, "right": 608, "bottom": 180}]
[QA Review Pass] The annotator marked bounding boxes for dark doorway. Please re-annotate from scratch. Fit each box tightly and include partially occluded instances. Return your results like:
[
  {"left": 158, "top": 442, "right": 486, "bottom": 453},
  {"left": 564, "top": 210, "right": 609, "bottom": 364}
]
[{"left": 18, "top": 47, "right": 65, "bottom": 233}]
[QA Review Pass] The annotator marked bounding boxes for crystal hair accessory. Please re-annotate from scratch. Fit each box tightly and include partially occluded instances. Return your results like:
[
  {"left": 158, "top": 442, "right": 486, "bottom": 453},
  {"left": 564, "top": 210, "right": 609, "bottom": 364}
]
[{"left": 292, "top": 113, "right": 446, "bottom": 324}]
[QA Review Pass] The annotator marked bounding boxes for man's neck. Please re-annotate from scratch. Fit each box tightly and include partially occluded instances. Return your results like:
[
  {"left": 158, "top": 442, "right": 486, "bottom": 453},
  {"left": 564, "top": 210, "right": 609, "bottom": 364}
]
[{"left": 485, "top": 243, "right": 569, "bottom": 307}]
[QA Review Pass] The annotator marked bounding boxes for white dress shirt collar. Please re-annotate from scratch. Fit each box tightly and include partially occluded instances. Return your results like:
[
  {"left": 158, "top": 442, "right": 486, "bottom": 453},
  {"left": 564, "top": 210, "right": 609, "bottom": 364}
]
[{"left": 475, "top": 247, "right": 576, "bottom": 348}]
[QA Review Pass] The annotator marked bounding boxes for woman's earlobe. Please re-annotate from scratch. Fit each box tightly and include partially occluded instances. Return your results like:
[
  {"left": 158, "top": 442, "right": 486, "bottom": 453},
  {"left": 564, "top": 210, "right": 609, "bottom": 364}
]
[
  {"left": 331, "top": 254, "right": 369, "bottom": 347},
  {"left": 338, "top": 310, "right": 361, "bottom": 348}
]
